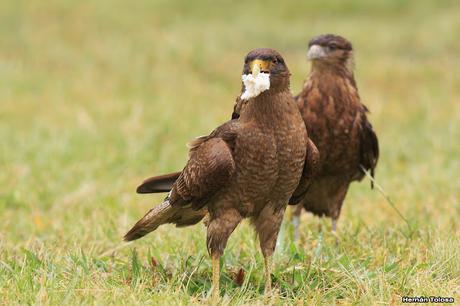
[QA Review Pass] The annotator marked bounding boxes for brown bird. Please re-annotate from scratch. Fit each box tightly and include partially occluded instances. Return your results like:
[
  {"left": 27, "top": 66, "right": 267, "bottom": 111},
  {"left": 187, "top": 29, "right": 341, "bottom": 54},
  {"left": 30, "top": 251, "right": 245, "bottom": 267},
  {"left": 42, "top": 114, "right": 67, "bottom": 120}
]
[
  {"left": 290, "top": 34, "right": 379, "bottom": 237},
  {"left": 232, "top": 34, "right": 379, "bottom": 239},
  {"left": 125, "top": 48, "right": 316, "bottom": 300}
]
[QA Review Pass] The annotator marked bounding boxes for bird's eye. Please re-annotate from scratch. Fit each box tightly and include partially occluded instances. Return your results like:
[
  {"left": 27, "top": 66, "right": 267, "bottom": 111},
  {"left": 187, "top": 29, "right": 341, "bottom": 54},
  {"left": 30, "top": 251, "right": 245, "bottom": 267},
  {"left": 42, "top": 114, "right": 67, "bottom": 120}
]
[
  {"left": 272, "top": 58, "right": 278, "bottom": 64},
  {"left": 329, "top": 44, "right": 338, "bottom": 50}
]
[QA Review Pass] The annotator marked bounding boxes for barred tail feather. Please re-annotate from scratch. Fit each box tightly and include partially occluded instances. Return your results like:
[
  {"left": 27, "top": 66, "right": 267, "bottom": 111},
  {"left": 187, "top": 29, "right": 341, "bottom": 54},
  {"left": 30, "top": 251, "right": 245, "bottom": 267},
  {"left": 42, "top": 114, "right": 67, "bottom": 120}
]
[
  {"left": 124, "top": 200, "right": 177, "bottom": 241},
  {"left": 124, "top": 200, "right": 208, "bottom": 241}
]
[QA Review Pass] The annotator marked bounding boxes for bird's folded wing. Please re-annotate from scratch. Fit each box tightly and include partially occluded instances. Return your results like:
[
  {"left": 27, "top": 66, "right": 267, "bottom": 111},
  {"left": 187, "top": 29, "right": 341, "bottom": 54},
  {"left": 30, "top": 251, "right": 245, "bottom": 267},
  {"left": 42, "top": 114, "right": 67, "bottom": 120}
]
[
  {"left": 124, "top": 123, "right": 237, "bottom": 241},
  {"left": 171, "top": 124, "right": 237, "bottom": 210},
  {"left": 289, "top": 137, "right": 320, "bottom": 205}
]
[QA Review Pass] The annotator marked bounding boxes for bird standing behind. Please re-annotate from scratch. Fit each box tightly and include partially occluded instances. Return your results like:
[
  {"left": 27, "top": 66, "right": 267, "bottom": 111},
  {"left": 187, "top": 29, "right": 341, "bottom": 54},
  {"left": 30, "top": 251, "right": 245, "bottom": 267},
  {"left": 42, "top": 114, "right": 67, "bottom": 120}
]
[
  {"left": 289, "top": 34, "right": 379, "bottom": 238},
  {"left": 124, "top": 48, "right": 315, "bottom": 300}
]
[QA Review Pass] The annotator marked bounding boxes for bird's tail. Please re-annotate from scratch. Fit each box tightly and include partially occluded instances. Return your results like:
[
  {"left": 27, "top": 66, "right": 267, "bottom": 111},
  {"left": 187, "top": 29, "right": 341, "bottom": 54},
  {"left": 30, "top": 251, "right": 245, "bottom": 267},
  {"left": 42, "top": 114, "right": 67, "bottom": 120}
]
[{"left": 124, "top": 199, "right": 207, "bottom": 241}]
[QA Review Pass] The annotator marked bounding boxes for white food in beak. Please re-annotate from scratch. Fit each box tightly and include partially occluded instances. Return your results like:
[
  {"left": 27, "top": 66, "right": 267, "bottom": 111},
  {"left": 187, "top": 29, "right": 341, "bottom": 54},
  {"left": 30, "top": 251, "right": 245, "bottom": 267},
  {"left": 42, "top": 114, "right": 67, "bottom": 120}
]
[{"left": 240, "top": 72, "right": 270, "bottom": 101}]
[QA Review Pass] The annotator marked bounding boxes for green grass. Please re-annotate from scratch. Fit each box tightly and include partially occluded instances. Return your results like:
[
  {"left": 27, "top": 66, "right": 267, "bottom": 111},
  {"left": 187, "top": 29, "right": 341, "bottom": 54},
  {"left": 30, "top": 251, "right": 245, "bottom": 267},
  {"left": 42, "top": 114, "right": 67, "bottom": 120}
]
[{"left": 1, "top": 0, "right": 459, "bottom": 304}]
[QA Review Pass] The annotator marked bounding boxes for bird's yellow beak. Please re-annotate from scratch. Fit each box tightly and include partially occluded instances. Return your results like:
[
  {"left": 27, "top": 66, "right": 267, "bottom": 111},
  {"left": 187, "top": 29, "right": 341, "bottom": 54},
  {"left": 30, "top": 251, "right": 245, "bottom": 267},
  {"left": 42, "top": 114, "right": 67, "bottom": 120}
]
[{"left": 249, "top": 59, "right": 270, "bottom": 77}]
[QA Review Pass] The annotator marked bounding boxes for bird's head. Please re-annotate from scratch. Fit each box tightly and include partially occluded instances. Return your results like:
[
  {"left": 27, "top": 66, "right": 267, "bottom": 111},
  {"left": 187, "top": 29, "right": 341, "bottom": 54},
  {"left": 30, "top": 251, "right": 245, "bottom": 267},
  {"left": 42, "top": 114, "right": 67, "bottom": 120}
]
[
  {"left": 307, "top": 34, "right": 353, "bottom": 69},
  {"left": 240, "top": 48, "right": 290, "bottom": 101}
]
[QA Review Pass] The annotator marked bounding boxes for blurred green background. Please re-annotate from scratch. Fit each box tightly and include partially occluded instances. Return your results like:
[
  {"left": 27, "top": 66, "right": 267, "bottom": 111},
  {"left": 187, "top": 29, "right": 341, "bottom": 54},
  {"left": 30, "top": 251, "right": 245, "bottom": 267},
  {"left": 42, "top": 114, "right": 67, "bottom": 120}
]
[{"left": 1, "top": 0, "right": 459, "bottom": 304}]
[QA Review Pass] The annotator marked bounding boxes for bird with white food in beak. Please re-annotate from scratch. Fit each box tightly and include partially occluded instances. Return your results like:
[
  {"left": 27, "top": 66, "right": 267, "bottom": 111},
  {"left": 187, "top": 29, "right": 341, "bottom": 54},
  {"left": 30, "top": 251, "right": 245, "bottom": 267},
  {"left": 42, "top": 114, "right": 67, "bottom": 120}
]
[
  {"left": 124, "top": 48, "right": 313, "bottom": 302},
  {"left": 240, "top": 52, "right": 290, "bottom": 101}
]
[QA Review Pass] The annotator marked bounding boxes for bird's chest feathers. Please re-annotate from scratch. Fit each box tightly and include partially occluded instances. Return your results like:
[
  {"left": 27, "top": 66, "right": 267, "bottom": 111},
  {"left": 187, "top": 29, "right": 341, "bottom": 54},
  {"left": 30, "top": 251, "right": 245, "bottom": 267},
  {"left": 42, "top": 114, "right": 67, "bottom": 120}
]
[
  {"left": 307, "top": 75, "right": 359, "bottom": 122},
  {"left": 236, "top": 91, "right": 306, "bottom": 184},
  {"left": 235, "top": 129, "right": 277, "bottom": 168},
  {"left": 233, "top": 125, "right": 304, "bottom": 207}
]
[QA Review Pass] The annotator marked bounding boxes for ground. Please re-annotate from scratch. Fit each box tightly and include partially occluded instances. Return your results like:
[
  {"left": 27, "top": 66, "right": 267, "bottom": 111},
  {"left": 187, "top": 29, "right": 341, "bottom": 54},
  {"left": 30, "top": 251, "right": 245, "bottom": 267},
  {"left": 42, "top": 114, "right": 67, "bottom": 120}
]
[{"left": 1, "top": 0, "right": 459, "bottom": 304}]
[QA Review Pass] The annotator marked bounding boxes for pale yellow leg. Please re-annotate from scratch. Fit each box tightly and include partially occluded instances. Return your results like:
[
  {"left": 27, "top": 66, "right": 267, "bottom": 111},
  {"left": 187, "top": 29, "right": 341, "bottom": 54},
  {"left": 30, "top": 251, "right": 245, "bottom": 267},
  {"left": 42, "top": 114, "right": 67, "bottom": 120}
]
[
  {"left": 332, "top": 219, "right": 339, "bottom": 245},
  {"left": 264, "top": 255, "right": 272, "bottom": 294},
  {"left": 211, "top": 255, "right": 220, "bottom": 303},
  {"left": 292, "top": 215, "right": 300, "bottom": 242}
]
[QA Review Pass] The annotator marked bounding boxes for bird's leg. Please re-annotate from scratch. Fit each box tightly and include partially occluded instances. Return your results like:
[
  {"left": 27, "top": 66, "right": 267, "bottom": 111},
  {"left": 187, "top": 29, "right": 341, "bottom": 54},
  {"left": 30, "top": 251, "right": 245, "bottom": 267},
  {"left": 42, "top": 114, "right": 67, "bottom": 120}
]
[
  {"left": 331, "top": 218, "right": 339, "bottom": 245},
  {"left": 330, "top": 187, "right": 347, "bottom": 245},
  {"left": 206, "top": 209, "right": 242, "bottom": 302},
  {"left": 292, "top": 205, "right": 303, "bottom": 242},
  {"left": 211, "top": 254, "right": 220, "bottom": 303},
  {"left": 254, "top": 204, "right": 286, "bottom": 295},
  {"left": 292, "top": 216, "right": 300, "bottom": 242},
  {"left": 263, "top": 254, "right": 272, "bottom": 294},
  {"left": 275, "top": 221, "right": 286, "bottom": 254}
]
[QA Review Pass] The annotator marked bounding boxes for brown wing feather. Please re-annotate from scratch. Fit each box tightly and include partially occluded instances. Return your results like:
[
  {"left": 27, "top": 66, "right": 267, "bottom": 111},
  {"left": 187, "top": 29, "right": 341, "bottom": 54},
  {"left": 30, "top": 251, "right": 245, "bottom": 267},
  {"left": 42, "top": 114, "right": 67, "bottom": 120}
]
[
  {"left": 136, "top": 171, "right": 181, "bottom": 194},
  {"left": 124, "top": 123, "right": 237, "bottom": 241},
  {"left": 172, "top": 136, "right": 236, "bottom": 210},
  {"left": 289, "top": 138, "right": 320, "bottom": 204}
]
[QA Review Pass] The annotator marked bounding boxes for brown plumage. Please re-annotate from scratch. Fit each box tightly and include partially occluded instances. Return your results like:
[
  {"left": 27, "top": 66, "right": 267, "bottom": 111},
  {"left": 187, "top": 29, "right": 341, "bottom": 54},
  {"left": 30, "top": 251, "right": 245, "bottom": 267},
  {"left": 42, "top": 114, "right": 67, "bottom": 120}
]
[
  {"left": 125, "top": 48, "right": 315, "bottom": 299},
  {"left": 291, "top": 34, "right": 379, "bottom": 233},
  {"left": 136, "top": 172, "right": 180, "bottom": 194},
  {"left": 232, "top": 34, "right": 379, "bottom": 236}
]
